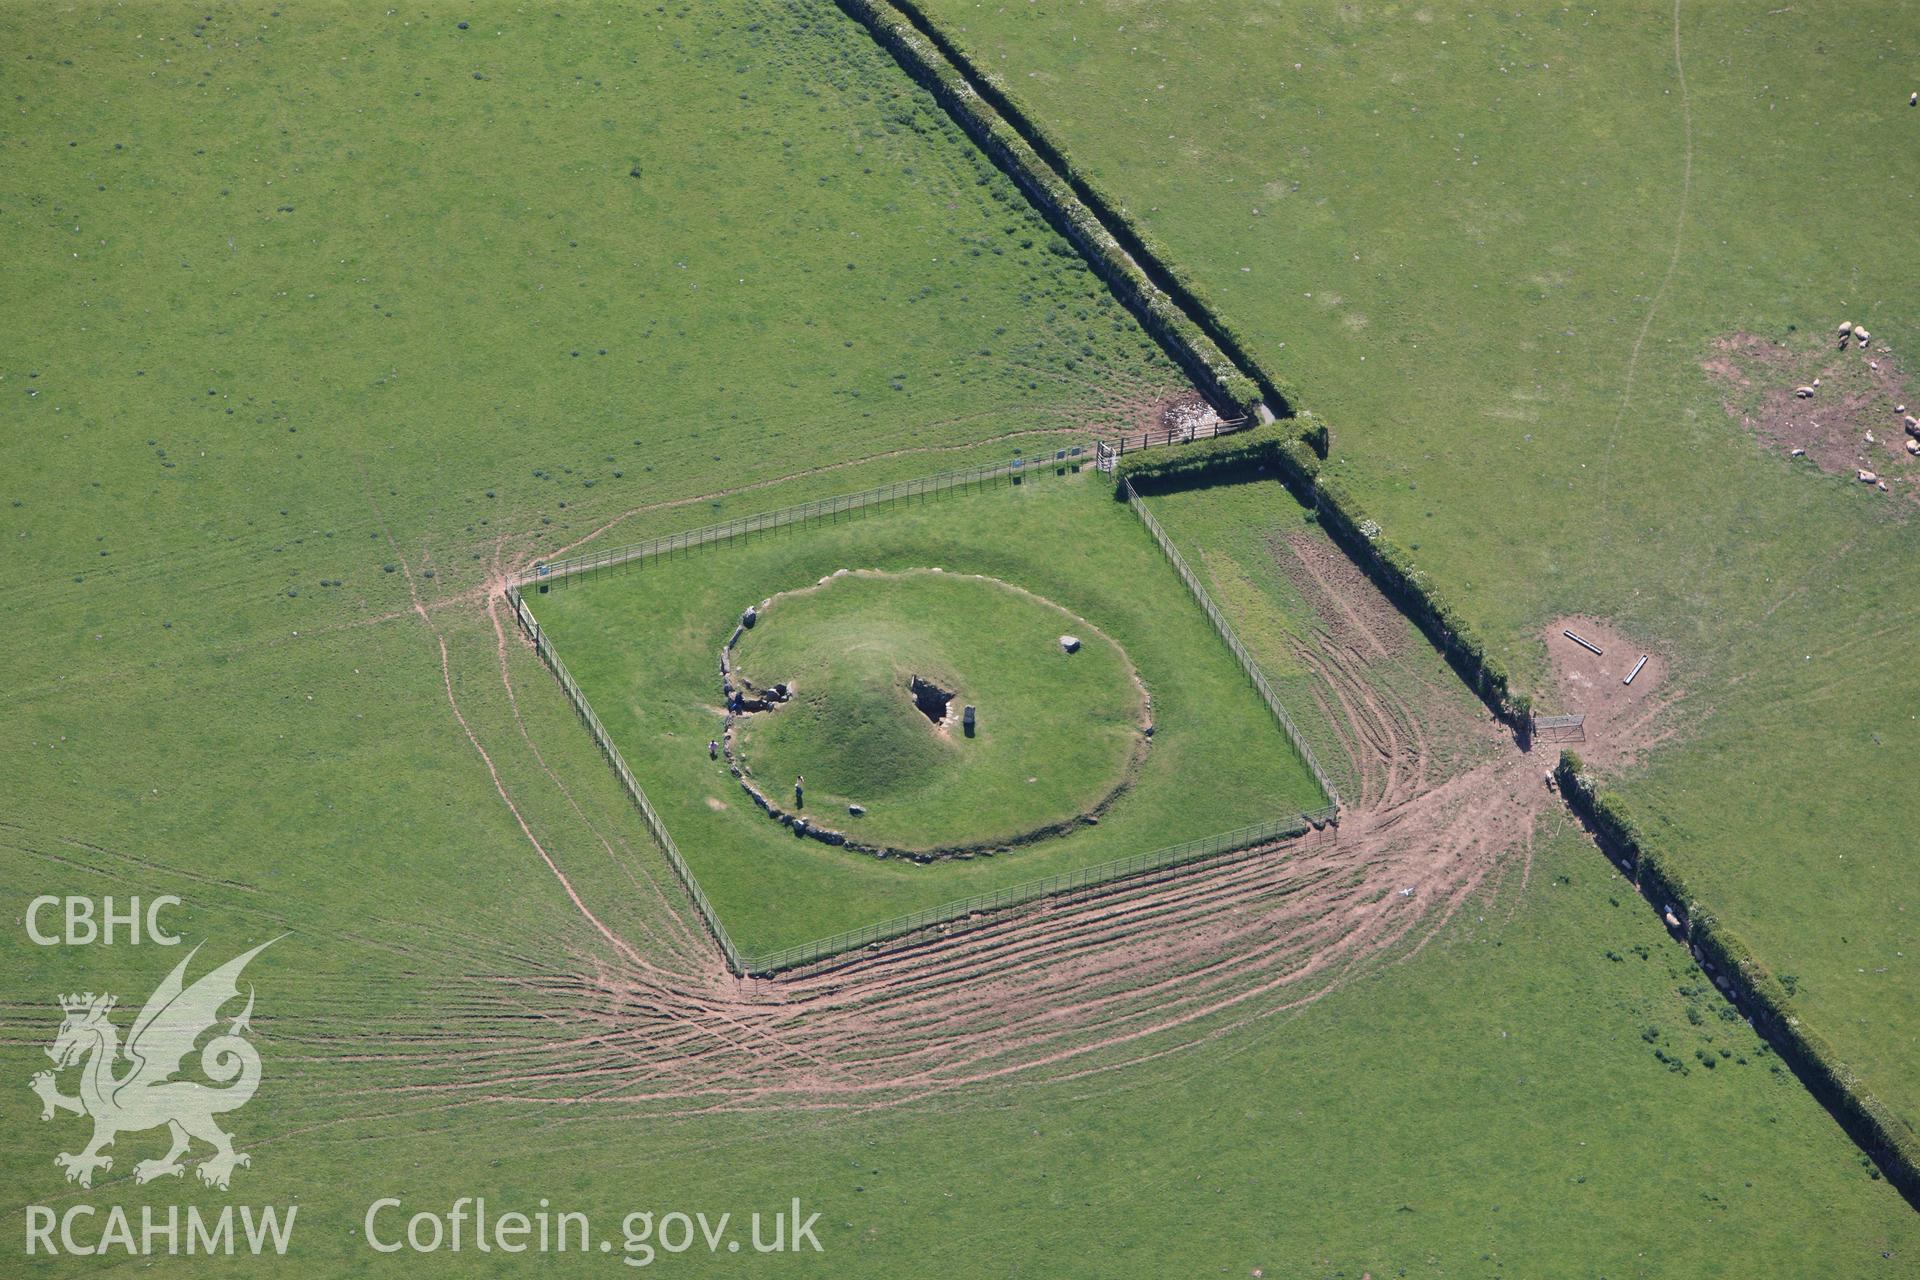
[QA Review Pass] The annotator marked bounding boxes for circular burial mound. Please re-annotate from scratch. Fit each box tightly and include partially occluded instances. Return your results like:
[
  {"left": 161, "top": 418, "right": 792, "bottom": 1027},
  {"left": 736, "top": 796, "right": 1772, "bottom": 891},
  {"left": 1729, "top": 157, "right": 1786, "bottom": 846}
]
[{"left": 728, "top": 570, "right": 1148, "bottom": 855}]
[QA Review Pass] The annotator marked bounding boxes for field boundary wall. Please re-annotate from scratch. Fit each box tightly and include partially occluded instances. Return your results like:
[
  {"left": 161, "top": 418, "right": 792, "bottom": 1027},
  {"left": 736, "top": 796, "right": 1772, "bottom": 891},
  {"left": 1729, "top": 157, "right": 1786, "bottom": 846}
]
[
  {"left": 1120, "top": 475, "right": 1340, "bottom": 809},
  {"left": 511, "top": 451, "right": 1337, "bottom": 977},
  {"left": 854, "top": 0, "right": 1306, "bottom": 418},
  {"left": 841, "top": 0, "right": 1525, "bottom": 722},
  {"left": 1556, "top": 754, "right": 1920, "bottom": 1203},
  {"left": 848, "top": 0, "right": 1915, "bottom": 1203},
  {"left": 836, "top": 0, "right": 1265, "bottom": 417}
]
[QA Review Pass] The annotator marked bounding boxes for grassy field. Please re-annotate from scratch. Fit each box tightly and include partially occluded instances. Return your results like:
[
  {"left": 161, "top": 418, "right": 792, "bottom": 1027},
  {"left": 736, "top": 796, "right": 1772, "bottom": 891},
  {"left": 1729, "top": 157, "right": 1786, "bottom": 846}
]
[
  {"left": 729, "top": 569, "right": 1147, "bottom": 850},
  {"left": 911, "top": 0, "right": 1920, "bottom": 1119},
  {"left": 6, "top": 474, "right": 1917, "bottom": 1275},
  {"left": 2, "top": 0, "right": 1186, "bottom": 696},
  {"left": 6, "top": 438, "right": 1916, "bottom": 1274},
  {"left": 1140, "top": 471, "right": 1490, "bottom": 803},
  {"left": 527, "top": 471, "right": 1326, "bottom": 952},
  {"left": 4, "top": 2, "right": 1917, "bottom": 1275}
]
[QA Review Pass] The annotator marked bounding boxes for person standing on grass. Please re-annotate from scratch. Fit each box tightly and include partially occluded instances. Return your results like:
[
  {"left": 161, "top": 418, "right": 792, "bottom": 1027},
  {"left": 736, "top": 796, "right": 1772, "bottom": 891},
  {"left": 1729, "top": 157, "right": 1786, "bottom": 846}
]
[
  {"left": 794, "top": 775, "right": 804, "bottom": 808},
  {"left": 709, "top": 739, "right": 719, "bottom": 760}
]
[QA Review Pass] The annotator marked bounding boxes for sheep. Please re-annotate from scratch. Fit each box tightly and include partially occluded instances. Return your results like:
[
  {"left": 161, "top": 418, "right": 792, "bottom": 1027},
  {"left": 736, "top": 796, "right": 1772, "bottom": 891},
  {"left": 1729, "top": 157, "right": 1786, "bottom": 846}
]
[
  {"left": 1839, "top": 321, "right": 1855, "bottom": 335},
  {"left": 1855, "top": 329, "right": 1871, "bottom": 346},
  {"left": 1794, "top": 385, "right": 1816, "bottom": 398},
  {"left": 1858, "top": 469, "right": 1879, "bottom": 484}
]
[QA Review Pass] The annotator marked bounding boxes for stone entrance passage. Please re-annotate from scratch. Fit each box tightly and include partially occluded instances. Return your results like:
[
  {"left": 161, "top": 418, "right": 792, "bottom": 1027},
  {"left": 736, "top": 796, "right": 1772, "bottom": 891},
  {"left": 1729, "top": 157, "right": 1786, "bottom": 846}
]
[{"left": 908, "top": 674, "right": 956, "bottom": 725}]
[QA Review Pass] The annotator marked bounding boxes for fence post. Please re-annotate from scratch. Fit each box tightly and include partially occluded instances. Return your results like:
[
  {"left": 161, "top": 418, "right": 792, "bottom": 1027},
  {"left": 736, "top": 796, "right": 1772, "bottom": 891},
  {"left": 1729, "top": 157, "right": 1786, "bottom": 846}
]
[
  {"left": 507, "top": 446, "right": 1349, "bottom": 974},
  {"left": 1119, "top": 477, "right": 1341, "bottom": 811},
  {"left": 731, "top": 811, "right": 1319, "bottom": 974}
]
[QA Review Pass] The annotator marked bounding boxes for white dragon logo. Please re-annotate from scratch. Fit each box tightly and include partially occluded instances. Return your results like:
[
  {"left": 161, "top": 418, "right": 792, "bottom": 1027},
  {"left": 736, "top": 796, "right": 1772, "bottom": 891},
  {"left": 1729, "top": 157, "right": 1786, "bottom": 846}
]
[{"left": 30, "top": 940, "right": 275, "bottom": 1191}]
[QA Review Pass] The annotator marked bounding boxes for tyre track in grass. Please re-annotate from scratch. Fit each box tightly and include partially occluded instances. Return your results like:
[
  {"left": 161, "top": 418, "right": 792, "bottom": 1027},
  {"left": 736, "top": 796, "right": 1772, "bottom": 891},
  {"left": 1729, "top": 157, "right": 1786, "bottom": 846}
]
[
  {"left": 479, "top": 542, "right": 713, "bottom": 973},
  {"left": 357, "top": 466, "right": 834, "bottom": 1083},
  {"left": 7, "top": 441, "right": 1576, "bottom": 1151},
  {"left": 302, "top": 525, "right": 1576, "bottom": 1123},
  {"left": 0, "top": 427, "right": 1139, "bottom": 718},
  {"left": 1595, "top": 0, "right": 1692, "bottom": 512}
]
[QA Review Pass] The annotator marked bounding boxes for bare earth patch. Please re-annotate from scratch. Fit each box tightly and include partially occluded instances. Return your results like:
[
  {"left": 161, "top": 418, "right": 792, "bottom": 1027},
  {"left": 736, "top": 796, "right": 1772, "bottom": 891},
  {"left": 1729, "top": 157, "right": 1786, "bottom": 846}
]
[
  {"left": 403, "top": 529, "right": 1581, "bottom": 1117},
  {"left": 1543, "top": 616, "right": 1679, "bottom": 773},
  {"left": 1107, "top": 387, "right": 1228, "bottom": 438},
  {"left": 1276, "top": 531, "right": 1411, "bottom": 662},
  {"left": 1704, "top": 330, "right": 1917, "bottom": 503}
]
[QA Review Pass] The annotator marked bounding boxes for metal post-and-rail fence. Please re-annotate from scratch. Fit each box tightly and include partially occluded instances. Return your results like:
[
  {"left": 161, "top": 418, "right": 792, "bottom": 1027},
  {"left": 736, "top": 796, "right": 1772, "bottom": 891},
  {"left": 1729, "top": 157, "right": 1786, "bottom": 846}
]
[
  {"left": 518, "top": 449, "right": 1086, "bottom": 590},
  {"left": 513, "top": 579, "right": 1333, "bottom": 978},
  {"left": 1120, "top": 476, "right": 1343, "bottom": 811},
  {"left": 737, "top": 808, "right": 1336, "bottom": 976},
  {"left": 1530, "top": 713, "right": 1586, "bottom": 744},
  {"left": 507, "top": 445, "right": 1339, "bottom": 977},
  {"left": 509, "top": 586, "right": 746, "bottom": 974},
  {"left": 1106, "top": 416, "right": 1248, "bottom": 457}
]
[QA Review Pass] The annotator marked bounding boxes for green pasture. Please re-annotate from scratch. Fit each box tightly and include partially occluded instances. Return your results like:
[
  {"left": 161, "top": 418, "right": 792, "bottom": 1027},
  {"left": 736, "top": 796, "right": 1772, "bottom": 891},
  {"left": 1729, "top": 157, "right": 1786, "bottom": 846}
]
[
  {"left": 5, "top": 441, "right": 1913, "bottom": 1275},
  {"left": 911, "top": 0, "right": 1920, "bottom": 1116},
  {"left": 526, "top": 471, "right": 1326, "bottom": 953},
  {"left": 1, "top": 0, "right": 1183, "bottom": 697},
  {"left": 1142, "top": 469, "right": 1503, "bottom": 803},
  {"left": 730, "top": 569, "right": 1146, "bottom": 850},
  {"left": 3, "top": 2, "right": 1917, "bottom": 1275},
  {"left": 8, "top": 616, "right": 1914, "bottom": 1276}
]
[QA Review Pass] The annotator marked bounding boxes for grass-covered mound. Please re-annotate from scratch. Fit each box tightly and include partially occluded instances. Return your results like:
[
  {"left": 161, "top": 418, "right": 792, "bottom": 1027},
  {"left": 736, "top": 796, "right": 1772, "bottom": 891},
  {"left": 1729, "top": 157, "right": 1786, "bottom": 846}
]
[
  {"left": 905, "top": 0, "right": 1920, "bottom": 1120},
  {"left": 731, "top": 571, "right": 1145, "bottom": 852},
  {"left": 531, "top": 473, "right": 1329, "bottom": 952}
]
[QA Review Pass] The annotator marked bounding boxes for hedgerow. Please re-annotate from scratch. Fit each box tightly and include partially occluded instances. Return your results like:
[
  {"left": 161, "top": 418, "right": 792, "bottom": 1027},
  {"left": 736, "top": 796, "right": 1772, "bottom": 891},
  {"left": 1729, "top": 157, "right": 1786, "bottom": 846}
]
[
  {"left": 1112, "top": 423, "right": 1291, "bottom": 494},
  {"left": 859, "top": 0, "right": 1918, "bottom": 1204},
  {"left": 1279, "top": 467, "right": 1526, "bottom": 720},
  {"left": 878, "top": 0, "right": 1304, "bottom": 416},
  {"left": 837, "top": 0, "right": 1268, "bottom": 419},
  {"left": 1554, "top": 754, "right": 1920, "bottom": 1199},
  {"left": 1112, "top": 416, "right": 1528, "bottom": 722},
  {"left": 845, "top": 0, "right": 1526, "bottom": 724}
]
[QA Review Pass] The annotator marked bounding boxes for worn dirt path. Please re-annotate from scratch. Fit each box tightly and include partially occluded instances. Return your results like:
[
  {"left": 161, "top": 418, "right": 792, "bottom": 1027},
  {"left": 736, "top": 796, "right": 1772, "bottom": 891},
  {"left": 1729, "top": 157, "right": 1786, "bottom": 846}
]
[{"left": 298, "top": 525, "right": 1676, "bottom": 1128}]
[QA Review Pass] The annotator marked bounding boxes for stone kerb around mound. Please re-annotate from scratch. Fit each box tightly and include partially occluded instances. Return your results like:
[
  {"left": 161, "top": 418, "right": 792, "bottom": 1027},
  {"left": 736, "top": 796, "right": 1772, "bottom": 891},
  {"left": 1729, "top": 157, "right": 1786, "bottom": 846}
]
[{"left": 716, "top": 567, "right": 1152, "bottom": 862}]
